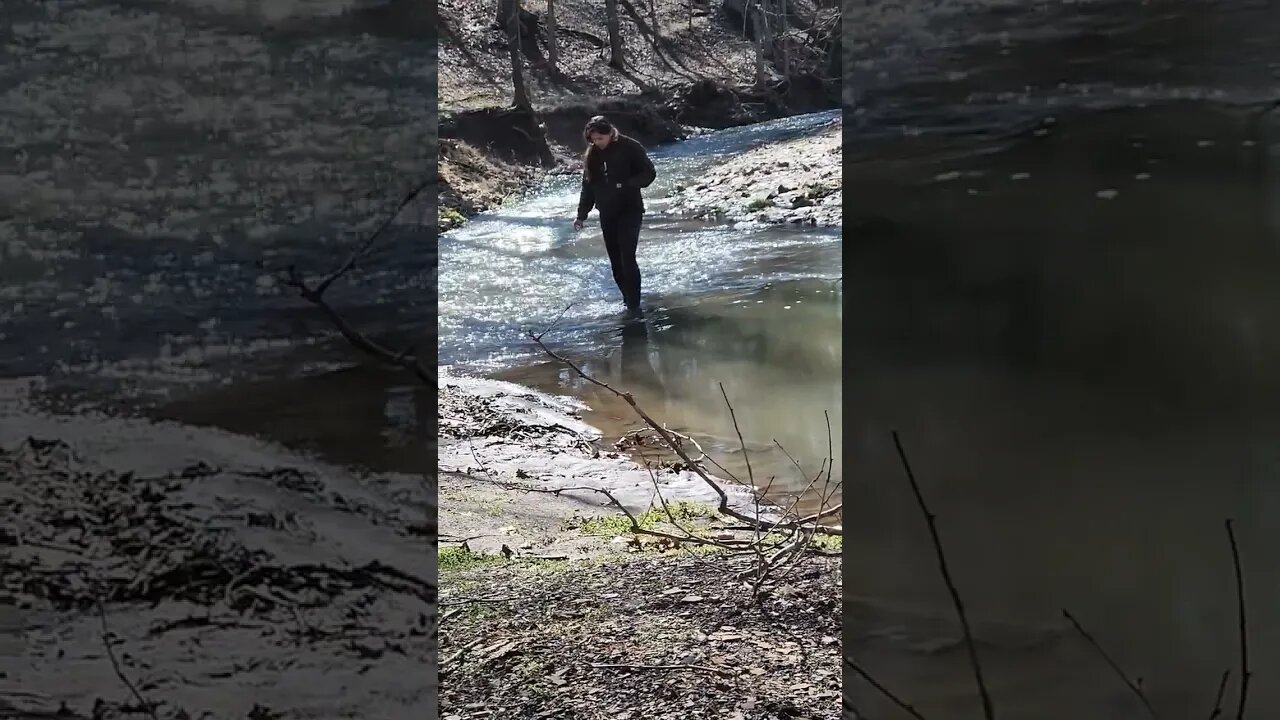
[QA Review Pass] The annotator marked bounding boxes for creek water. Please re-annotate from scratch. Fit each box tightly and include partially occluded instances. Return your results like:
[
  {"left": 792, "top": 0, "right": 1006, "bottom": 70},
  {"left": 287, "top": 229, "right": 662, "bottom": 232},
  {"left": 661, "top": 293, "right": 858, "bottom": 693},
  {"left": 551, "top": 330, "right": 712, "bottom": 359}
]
[
  {"left": 438, "top": 111, "right": 843, "bottom": 511},
  {"left": 846, "top": 1, "right": 1280, "bottom": 718},
  {"left": 0, "top": 1, "right": 433, "bottom": 717},
  {"left": 0, "top": 0, "right": 432, "bottom": 467}
]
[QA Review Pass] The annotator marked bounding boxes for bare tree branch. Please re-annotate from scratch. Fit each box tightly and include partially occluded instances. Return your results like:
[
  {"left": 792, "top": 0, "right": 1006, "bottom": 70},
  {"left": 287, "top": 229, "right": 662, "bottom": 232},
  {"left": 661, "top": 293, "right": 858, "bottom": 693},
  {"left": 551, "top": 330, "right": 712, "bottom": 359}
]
[
  {"left": 891, "top": 430, "right": 995, "bottom": 720},
  {"left": 1226, "top": 519, "right": 1249, "bottom": 720},
  {"left": 528, "top": 330, "right": 839, "bottom": 537},
  {"left": 1208, "top": 669, "right": 1231, "bottom": 720},
  {"left": 1061, "top": 609, "right": 1159, "bottom": 719},
  {"left": 282, "top": 180, "right": 430, "bottom": 384},
  {"left": 845, "top": 657, "right": 930, "bottom": 720}
]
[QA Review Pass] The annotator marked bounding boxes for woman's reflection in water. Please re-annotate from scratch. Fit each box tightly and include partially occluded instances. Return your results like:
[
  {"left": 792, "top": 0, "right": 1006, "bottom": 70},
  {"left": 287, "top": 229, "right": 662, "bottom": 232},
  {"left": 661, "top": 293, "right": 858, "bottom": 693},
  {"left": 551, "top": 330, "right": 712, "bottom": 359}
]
[{"left": 616, "top": 317, "right": 664, "bottom": 398}]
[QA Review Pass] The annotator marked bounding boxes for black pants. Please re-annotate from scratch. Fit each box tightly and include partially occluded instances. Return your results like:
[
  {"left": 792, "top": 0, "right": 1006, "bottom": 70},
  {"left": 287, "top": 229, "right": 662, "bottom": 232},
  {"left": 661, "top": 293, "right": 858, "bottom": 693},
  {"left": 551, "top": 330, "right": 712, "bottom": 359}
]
[{"left": 599, "top": 210, "right": 643, "bottom": 309}]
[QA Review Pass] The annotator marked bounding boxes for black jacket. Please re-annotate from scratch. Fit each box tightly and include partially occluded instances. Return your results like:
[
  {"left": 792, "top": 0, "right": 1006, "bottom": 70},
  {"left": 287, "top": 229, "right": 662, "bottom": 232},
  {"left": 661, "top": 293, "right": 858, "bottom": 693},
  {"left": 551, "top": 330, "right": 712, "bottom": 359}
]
[{"left": 576, "top": 134, "right": 657, "bottom": 221}]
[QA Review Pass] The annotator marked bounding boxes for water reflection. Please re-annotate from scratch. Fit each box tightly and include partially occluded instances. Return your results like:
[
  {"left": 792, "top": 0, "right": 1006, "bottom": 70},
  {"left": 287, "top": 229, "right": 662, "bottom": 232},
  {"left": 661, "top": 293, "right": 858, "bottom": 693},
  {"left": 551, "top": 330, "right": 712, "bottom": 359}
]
[
  {"left": 846, "top": 103, "right": 1280, "bottom": 717},
  {"left": 498, "top": 281, "right": 842, "bottom": 511}
]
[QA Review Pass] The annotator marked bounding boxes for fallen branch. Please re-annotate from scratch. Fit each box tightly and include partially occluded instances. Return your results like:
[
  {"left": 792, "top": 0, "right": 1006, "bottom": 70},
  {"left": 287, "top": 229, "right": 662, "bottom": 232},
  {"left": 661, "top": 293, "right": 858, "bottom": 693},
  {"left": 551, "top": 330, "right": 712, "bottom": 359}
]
[
  {"left": 588, "top": 662, "right": 730, "bottom": 675},
  {"left": 439, "top": 595, "right": 523, "bottom": 607},
  {"left": 892, "top": 431, "right": 995, "bottom": 720},
  {"left": 1061, "top": 609, "right": 1158, "bottom": 719}
]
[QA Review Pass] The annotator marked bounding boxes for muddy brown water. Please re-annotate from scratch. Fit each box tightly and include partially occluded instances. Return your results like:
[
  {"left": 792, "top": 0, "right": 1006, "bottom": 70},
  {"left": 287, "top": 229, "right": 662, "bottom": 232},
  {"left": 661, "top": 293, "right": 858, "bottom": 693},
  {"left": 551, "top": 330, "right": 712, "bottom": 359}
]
[
  {"left": 494, "top": 279, "right": 843, "bottom": 518},
  {"left": 845, "top": 1, "right": 1280, "bottom": 717}
]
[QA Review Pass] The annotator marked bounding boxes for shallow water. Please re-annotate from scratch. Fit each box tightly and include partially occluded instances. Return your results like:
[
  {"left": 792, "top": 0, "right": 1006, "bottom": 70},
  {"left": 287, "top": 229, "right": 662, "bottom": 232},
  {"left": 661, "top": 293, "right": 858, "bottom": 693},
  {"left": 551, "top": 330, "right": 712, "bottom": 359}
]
[
  {"left": 845, "top": 1, "right": 1280, "bottom": 717},
  {"left": 497, "top": 280, "right": 843, "bottom": 514},
  {"left": 439, "top": 111, "right": 843, "bottom": 505},
  {"left": 0, "top": 0, "right": 432, "bottom": 400}
]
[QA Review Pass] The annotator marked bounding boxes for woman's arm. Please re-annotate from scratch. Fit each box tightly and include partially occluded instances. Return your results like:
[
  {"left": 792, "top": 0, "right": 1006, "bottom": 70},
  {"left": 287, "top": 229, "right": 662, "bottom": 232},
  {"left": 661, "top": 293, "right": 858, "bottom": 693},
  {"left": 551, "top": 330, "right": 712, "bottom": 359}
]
[
  {"left": 628, "top": 140, "right": 656, "bottom": 188},
  {"left": 576, "top": 170, "right": 596, "bottom": 221}
]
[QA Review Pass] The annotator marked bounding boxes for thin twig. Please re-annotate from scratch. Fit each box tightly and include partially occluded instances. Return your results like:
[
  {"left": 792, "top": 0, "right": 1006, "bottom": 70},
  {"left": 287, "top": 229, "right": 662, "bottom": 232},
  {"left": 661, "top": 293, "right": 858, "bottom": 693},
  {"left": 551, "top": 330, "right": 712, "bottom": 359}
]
[
  {"left": 845, "top": 657, "right": 929, "bottom": 720},
  {"left": 95, "top": 597, "right": 159, "bottom": 720},
  {"left": 281, "top": 180, "right": 430, "bottom": 384},
  {"left": 1226, "top": 519, "right": 1249, "bottom": 720},
  {"left": 439, "top": 595, "right": 523, "bottom": 607},
  {"left": 891, "top": 431, "right": 995, "bottom": 720},
  {"left": 314, "top": 180, "right": 429, "bottom": 297},
  {"left": 1208, "top": 669, "right": 1230, "bottom": 720},
  {"left": 719, "top": 382, "right": 755, "bottom": 488},
  {"left": 1061, "top": 609, "right": 1158, "bottom": 719},
  {"left": 588, "top": 662, "right": 730, "bottom": 675}
]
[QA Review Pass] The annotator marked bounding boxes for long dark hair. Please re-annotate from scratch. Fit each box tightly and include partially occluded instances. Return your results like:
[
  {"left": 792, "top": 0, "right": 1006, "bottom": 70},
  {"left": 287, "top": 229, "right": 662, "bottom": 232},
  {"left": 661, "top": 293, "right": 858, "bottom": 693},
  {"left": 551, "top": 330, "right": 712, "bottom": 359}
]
[{"left": 582, "top": 115, "right": 618, "bottom": 181}]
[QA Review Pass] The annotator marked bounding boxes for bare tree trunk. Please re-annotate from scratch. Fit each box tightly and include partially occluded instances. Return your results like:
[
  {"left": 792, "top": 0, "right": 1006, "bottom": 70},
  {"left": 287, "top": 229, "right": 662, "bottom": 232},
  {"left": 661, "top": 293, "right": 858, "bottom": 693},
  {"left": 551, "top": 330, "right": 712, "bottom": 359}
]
[
  {"left": 648, "top": 0, "right": 660, "bottom": 45},
  {"left": 777, "top": 0, "right": 790, "bottom": 75},
  {"left": 545, "top": 0, "right": 559, "bottom": 73},
  {"left": 605, "top": 0, "right": 625, "bottom": 68},
  {"left": 751, "top": 0, "right": 768, "bottom": 88},
  {"left": 507, "top": 0, "right": 531, "bottom": 109}
]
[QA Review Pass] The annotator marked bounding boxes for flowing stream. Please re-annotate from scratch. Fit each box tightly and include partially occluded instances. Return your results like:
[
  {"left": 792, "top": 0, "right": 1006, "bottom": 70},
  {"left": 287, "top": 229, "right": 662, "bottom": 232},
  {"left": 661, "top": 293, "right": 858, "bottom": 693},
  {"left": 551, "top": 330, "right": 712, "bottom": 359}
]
[{"left": 439, "top": 111, "right": 844, "bottom": 510}]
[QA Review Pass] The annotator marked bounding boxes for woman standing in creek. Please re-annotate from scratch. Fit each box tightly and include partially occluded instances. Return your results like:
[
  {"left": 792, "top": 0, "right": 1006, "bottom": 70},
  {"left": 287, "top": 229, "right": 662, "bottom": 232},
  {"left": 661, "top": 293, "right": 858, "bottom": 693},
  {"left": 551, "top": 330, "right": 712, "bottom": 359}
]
[{"left": 572, "top": 115, "right": 657, "bottom": 316}]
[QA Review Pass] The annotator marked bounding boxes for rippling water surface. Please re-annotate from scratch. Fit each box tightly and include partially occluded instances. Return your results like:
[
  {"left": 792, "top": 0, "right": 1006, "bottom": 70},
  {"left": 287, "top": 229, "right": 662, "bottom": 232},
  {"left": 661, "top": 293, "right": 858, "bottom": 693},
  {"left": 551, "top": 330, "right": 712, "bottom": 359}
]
[{"left": 845, "top": 1, "right": 1280, "bottom": 717}]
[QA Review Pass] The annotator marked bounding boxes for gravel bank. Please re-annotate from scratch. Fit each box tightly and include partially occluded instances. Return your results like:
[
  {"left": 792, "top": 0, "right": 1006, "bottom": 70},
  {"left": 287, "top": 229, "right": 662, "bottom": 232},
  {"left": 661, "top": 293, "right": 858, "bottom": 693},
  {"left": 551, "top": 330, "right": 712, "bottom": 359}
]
[{"left": 664, "top": 120, "right": 842, "bottom": 227}]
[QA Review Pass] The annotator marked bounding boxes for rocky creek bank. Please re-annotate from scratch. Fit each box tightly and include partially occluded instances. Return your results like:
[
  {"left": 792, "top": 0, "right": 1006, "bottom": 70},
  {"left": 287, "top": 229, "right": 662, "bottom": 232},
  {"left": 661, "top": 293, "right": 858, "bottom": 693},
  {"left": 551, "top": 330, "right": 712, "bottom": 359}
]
[{"left": 663, "top": 119, "right": 841, "bottom": 227}]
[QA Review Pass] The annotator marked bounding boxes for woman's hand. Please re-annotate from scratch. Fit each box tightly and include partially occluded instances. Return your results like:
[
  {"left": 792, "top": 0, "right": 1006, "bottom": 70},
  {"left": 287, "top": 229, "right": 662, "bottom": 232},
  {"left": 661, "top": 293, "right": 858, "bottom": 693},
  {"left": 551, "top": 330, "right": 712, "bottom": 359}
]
[{"left": 573, "top": 218, "right": 584, "bottom": 231}]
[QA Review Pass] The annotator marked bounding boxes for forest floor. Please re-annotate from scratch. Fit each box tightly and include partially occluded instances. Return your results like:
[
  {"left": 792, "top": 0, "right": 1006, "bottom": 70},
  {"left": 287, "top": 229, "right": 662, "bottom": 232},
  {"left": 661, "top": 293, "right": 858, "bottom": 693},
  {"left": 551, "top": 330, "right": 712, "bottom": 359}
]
[
  {"left": 436, "top": 370, "right": 842, "bottom": 720},
  {"left": 437, "top": 0, "right": 839, "bottom": 229}
]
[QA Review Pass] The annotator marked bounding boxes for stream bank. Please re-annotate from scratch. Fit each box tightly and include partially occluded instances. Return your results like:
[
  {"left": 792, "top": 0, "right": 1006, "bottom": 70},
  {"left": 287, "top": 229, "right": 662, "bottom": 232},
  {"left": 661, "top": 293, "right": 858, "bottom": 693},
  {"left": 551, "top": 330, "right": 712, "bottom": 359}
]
[
  {"left": 436, "top": 370, "right": 842, "bottom": 720},
  {"left": 438, "top": 0, "right": 841, "bottom": 229}
]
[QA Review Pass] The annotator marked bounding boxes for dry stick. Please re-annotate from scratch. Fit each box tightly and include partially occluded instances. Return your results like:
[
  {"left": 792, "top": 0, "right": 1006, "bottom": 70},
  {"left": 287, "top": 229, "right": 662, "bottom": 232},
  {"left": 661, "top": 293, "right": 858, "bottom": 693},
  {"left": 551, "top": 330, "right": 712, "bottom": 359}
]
[
  {"left": 1061, "top": 610, "right": 1158, "bottom": 719},
  {"left": 95, "top": 597, "right": 159, "bottom": 720},
  {"left": 1208, "top": 669, "right": 1231, "bottom": 720},
  {"left": 589, "top": 662, "right": 729, "bottom": 675},
  {"left": 1225, "top": 519, "right": 1249, "bottom": 720},
  {"left": 439, "top": 595, "right": 522, "bottom": 607},
  {"left": 891, "top": 431, "right": 995, "bottom": 720},
  {"left": 845, "top": 657, "right": 930, "bottom": 720}
]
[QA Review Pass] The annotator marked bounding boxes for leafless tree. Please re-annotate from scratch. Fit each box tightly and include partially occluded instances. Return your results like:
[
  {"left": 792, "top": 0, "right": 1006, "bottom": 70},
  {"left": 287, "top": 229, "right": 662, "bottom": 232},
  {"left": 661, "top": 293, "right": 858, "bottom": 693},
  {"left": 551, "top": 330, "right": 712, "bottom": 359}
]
[
  {"left": 545, "top": 0, "right": 560, "bottom": 74},
  {"left": 506, "top": 0, "right": 531, "bottom": 109},
  {"left": 605, "top": 0, "right": 625, "bottom": 68}
]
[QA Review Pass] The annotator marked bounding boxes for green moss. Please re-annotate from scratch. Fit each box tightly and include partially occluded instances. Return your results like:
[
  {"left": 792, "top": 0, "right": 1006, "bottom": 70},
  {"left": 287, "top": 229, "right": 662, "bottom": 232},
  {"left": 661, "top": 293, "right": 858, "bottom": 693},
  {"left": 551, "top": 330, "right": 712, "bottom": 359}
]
[
  {"left": 746, "top": 198, "right": 771, "bottom": 211},
  {"left": 813, "top": 533, "right": 842, "bottom": 552},
  {"left": 439, "top": 546, "right": 507, "bottom": 572},
  {"left": 578, "top": 500, "right": 716, "bottom": 536}
]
